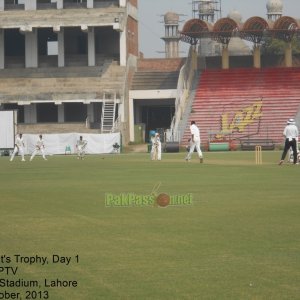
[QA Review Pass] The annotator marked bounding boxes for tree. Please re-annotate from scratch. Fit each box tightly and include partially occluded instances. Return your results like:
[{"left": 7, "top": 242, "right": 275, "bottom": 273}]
[{"left": 261, "top": 36, "right": 300, "bottom": 55}]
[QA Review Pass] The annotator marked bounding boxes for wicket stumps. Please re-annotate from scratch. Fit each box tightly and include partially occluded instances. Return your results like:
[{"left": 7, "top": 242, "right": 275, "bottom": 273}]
[{"left": 255, "top": 145, "right": 262, "bottom": 164}]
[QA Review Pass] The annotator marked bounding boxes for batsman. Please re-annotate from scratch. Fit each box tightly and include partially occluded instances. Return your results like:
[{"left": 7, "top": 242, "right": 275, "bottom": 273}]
[{"left": 151, "top": 133, "right": 161, "bottom": 161}]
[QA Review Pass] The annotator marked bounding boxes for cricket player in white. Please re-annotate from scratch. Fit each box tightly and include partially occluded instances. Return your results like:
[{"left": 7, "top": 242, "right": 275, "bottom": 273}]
[
  {"left": 76, "top": 136, "right": 87, "bottom": 160},
  {"left": 30, "top": 135, "right": 47, "bottom": 161},
  {"left": 10, "top": 133, "right": 25, "bottom": 161},
  {"left": 279, "top": 118, "right": 299, "bottom": 165},
  {"left": 151, "top": 133, "right": 161, "bottom": 161},
  {"left": 185, "top": 121, "right": 203, "bottom": 163}
]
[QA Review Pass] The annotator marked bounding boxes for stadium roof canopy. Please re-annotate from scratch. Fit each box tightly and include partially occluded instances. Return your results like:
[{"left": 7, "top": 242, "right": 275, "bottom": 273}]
[
  {"left": 180, "top": 19, "right": 212, "bottom": 45},
  {"left": 272, "top": 16, "right": 299, "bottom": 42},
  {"left": 239, "top": 17, "right": 270, "bottom": 44},
  {"left": 180, "top": 15, "right": 300, "bottom": 45},
  {"left": 212, "top": 18, "right": 239, "bottom": 45}
]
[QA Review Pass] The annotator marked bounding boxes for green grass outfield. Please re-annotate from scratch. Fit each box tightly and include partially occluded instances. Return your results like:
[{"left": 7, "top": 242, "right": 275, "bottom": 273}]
[{"left": 0, "top": 151, "right": 300, "bottom": 300}]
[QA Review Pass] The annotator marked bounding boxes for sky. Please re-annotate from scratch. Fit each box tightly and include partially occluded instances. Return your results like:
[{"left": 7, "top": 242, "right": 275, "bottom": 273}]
[{"left": 138, "top": 0, "right": 300, "bottom": 58}]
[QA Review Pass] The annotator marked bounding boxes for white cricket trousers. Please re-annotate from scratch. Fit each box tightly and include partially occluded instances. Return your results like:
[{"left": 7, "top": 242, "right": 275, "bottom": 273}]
[
  {"left": 186, "top": 139, "right": 203, "bottom": 160},
  {"left": 151, "top": 143, "right": 161, "bottom": 160},
  {"left": 10, "top": 146, "right": 25, "bottom": 161},
  {"left": 30, "top": 148, "right": 47, "bottom": 161}
]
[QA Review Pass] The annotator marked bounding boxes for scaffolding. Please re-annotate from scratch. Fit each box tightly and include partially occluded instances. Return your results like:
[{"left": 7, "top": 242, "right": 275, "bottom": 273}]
[{"left": 192, "top": 0, "right": 222, "bottom": 22}]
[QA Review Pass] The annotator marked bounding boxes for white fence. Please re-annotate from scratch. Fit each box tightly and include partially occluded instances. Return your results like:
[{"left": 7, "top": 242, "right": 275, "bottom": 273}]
[{"left": 21, "top": 132, "right": 120, "bottom": 155}]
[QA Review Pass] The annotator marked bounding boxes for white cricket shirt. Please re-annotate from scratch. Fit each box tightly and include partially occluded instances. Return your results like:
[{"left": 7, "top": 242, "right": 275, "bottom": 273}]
[
  {"left": 190, "top": 124, "right": 200, "bottom": 140},
  {"left": 15, "top": 137, "right": 24, "bottom": 147},
  {"left": 283, "top": 124, "right": 299, "bottom": 140}
]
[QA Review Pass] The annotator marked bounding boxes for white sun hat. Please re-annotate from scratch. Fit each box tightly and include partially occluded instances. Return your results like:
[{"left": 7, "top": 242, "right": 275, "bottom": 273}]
[{"left": 287, "top": 118, "right": 295, "bottom": 125}]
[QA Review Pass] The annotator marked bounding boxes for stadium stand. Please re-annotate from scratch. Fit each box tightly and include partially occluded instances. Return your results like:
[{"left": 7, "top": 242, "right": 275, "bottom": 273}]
[
  {"left": 131, "top": 71, "right": 179, "bottom": 90},
  {"left": 181, "top": 67, "right": 300, "bottom": 148},
  {"left": 0, "top": 63, "right": 125, "bottom": 101}
]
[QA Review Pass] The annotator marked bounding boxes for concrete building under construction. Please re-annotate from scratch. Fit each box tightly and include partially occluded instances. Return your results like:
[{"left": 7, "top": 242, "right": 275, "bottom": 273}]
[{"left": 0, "top": 0, "right": 138, "bottom": 140}]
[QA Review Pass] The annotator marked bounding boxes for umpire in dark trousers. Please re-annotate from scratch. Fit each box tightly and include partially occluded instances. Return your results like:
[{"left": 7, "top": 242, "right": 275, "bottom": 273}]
[{"left": 279, "top": 118, "right": 299, "bottom": 165}]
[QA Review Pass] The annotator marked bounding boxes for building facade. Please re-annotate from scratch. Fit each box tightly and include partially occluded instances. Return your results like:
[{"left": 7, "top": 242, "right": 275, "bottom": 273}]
[{"left": 0, "top": 0, "right": 138, "bottom": 137}]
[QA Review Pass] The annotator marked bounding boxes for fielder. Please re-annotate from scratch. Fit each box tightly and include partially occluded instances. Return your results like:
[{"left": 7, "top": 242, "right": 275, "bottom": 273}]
[
  {"left": 30, "top": 134, "right": 47, "bottom": 161},
  {"left": 76, "top": 136, "right": 88, "bottom": 160},
  {"left": 10, "top": 133, "right": 25, "bottom": 162},
  {"left": 151, "top": 133, "right": 162, "bottom": 161}
]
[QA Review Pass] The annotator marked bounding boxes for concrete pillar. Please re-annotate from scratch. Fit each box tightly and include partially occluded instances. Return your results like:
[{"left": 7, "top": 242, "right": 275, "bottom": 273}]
[
  {"left": 285, "top": 42, "right": 292, "bottom": 67},
  {"left": 253, "top": 45, "right": 261, "bottom": 68},
  {"left": 119, "top": 101, "right": 124, "bottom": 123},
  {"left": 222, "top": 45, "right": 229, "bottom": 69},
  {"left": 119, "top": 0, "right": 126, "bottom": 7},
  {"left": 25, "top": 0, "right": 36, "bottom": 10},
  {"left": 135, "top": 103, "right": 142, "bottom": 123},
  {"left": 129, "top": 97, "right": 134, "bottom": 142},
  {"left": 57, "top": 103, "right": 65, "bottom": 123},
  {"left": 87, "top": 0, "right": 93, "bottom": 8},
  {"left": 88, "top": 27, "right": 95, "bottom": 66},
  {"left": 58, "top": 104, "right": 64, "bottom": 123},
  {"left": 120, "top": 28, "right": 127, "bottom": 66},
  {"left": 87, "top": 104, "right": 95, "bottom": 123},
  {"left": 24, "top": 104, "right": 37, "bottom": 124},
  {"left": 25, "top": 29, "right": 38, "bottom": 68},
  {"left": 57, "top": 0, "right": 63, "bottom": 9},
  {"left": 57, "top": 29, "right": 65, "bottom": 67},
  {"left": 0, "top": 29, "right": 4, "bottom": 69},
  {"left": 0, "top": 0, "right": 4, "bottom": 11}
]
